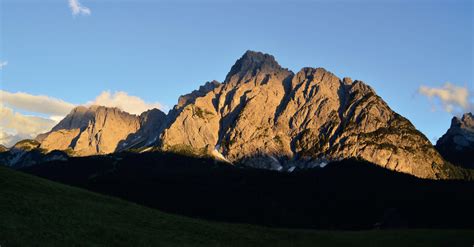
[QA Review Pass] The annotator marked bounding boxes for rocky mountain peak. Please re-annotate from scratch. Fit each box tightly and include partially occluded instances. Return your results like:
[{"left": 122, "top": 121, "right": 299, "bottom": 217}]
[
  {"left": 455, "top": 112, "right": 474, "bottom": 129},
  {"left": 224, "top": 50, "right": 289, "bottom": 84},
  {"left": 177, "top": 80, "right": 221, "bottom": 108},
  {"left": 35, "top": 105, "right": 167, "bottom": 156},
  {"left": 51, "top": 106, "right": 94, "bottom": 131},
  {"left": 436, "top": 112, "right": 474, "bottom": 168},
  {"left": 439, "top": 112, "right": 474, "bottom": 145},
  {"left": 159, "top": 51, "right": 464, "bottom": 179},
  {"left": 39, "top": 105, "right": 142, "bottom": 156}
]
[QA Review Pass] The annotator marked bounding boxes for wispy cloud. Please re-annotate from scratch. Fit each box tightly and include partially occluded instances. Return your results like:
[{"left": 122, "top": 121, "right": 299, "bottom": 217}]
[
  {"left": 87, "top": 91, "right": 166, "bottom": 115},
  {"left": 0, "top": 61, "right": 7, "bottom": 69},
  {"left": 0, "top": 90, "right": 76, "bottom": 116},
  {"left": 0, "top": 105, "right": 57, "bottom": 147},
  {"left": 69, "top": 0, "right": 91, "bottom": 16},
  {"left": 418, "top": 82, "right": 473, "bottom": 114}
]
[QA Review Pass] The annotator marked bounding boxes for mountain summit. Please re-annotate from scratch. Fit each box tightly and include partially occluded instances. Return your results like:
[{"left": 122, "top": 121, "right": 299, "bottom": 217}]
[
  {"left": 436, "top": 113, "right": 474, "bottom": 168},
  {"left": 161, "top": 51, "right": 460, "bottom": 179},
  {"left": 39, "top": 106, "right": 141, "bottom": 156},
  {"left": 224, "top": 50, "right": 287, "bottom": 83},
  {"left": 38, "top": 106, "right": 165, "bottom": 156}
]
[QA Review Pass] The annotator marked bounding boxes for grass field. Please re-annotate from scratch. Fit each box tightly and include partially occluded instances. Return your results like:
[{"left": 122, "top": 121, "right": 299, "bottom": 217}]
[{"left": 1, "top": 166, "right": 472, "bottom": 247}]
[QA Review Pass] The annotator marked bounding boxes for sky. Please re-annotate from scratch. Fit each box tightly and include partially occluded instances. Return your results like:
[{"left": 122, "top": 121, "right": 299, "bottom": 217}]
[{"left": 0, "top": 0, "right": 473, "bottom": 147}]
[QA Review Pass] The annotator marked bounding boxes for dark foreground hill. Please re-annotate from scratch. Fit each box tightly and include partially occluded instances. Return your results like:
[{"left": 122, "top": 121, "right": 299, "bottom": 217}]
[
  {"left": 22, "top": 152, "right": 474, "bottom": 230},
  {"left": 1, "top": 166, "right": 474, "bottom": 247}
]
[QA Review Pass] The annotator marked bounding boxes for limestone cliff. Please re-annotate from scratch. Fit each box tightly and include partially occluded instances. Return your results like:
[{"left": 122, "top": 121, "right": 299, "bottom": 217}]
[
  {"left": 39, "top": 106, "right": 141, "bottom": 156},
  {"left": 116, "top": 108, "right": 167, "bottom": 151},
  {"left": 161, "top": 51, "right": 460, "bottom": 179}
]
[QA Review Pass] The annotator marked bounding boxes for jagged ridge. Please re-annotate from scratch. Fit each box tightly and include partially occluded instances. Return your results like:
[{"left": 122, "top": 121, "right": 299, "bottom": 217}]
[
  {"left": 161, "top": 51, "right": 462, "bottom": 179},
  {"left": 436, "top": 113, "right": 474, "bottom": 168}
]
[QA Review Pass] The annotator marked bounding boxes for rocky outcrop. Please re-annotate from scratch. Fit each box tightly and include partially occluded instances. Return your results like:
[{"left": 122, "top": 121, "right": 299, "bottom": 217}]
[
  {"left": 161, "top": 50, "right": 460, "bottom": 179},
  {"left": 116, "top": 108, "right": 167, "bottom": 151},
  {"left": 436, "top": 113, "right": 474, "bottom": 168},
  {"left": 38, "top": 106, "right": 167, "bottom": 156},
  {"left": 39, "top": 106, "right": 142, "bottom": 156}
]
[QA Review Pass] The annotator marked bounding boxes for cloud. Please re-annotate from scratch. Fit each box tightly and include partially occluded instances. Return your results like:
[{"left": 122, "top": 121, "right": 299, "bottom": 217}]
[
  {"left": 87, "top": 91, "right": 165, "bottom": 115},
  {"left": 418, "top": 82, "right": 473, "bottom": 114},
  {"left": 0, "top": 61, "right": 7, "bottom": 69},
  {"left": 69, "top": 0, "right": 91, "bottom": 16},
  {"left": 0, "top": 90, "right": 76, "bottom": 116},
  {"left": 0, "top": 105, "right": 57, "bottom": 147}
]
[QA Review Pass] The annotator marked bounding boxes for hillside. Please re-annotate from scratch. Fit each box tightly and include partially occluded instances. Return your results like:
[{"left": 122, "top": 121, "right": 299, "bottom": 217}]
[
  {"left": 22, "top": 152, "right": 474, "bottom": 230},
  {"left": 1, "top": 166, "right": 473, "bottom": 247}
]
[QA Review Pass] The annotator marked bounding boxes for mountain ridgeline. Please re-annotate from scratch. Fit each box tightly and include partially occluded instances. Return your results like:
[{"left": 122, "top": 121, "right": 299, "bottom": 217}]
[
  {"left": 436, "top": 113, "right": 474, "bottom": 169},
  {"left": 5, "top": 51, "right": 472, "bottom": 179}
]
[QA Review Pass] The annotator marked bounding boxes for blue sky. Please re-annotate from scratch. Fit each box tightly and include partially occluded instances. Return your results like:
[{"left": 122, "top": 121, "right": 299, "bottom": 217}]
[{"left": 0, "top": 0, "right": 473, "bottom": 145}]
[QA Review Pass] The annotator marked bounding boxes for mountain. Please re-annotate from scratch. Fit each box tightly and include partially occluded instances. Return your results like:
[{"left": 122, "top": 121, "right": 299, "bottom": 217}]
[
  {"left": 436, "top": 113, "right": 474, "bottom": 168},
  {"left": 38, "top": 105, "right": 165, "bottom": 156},
  {"left": 0, "top": 139, "right": 68, "bottom": 168},
  {"left": 161, "top": 51, "right": 459, "bottom": 179},
  {"left": 4, "top": 51, "right": 467, "bottom": 179},
  {"left": 3, "top": 166, "right": 473, "bottom": 247}
]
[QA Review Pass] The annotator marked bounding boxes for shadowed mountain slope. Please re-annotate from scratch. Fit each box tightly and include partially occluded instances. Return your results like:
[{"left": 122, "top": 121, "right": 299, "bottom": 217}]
[
  {"left": 436, "top": 113, "right": 474, "bottom": 169},
  {"left": 22, "top": 152, "right": 474, "bottom": 230}
]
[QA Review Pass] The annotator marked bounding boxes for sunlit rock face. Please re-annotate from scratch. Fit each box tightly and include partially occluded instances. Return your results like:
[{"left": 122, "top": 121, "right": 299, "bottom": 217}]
[
  {"left": 116, "top": 108, "right": 167, "bottom": 152},
  {"left": 436, "top": 113, "right": 474, "bottom": 168},
  {"left": 39, "top": 106, "right": 142, "bottom": 156},
  {"left": 21, "top": 51, "right": 465, "bottom": 179},
  {"left": 161, "top": 51, "right": 458, "bottom": 179}
]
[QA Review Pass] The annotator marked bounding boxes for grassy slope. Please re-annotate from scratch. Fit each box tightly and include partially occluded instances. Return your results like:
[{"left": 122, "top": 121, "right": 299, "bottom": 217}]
[{"left": 0, "top": 166, "right": 472, "bottom": 247}]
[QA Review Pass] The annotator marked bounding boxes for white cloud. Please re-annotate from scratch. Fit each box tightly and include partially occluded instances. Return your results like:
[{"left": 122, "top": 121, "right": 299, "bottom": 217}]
[
  {"left": 87, "top": 91, "right": 165, "bottom": 115},
  {"left": 69, "top": 0, "right": 91, "bottom": 16},
  {"left": 0, "top": 105, "right": 57, "bottom": 147},
  {"left": 0, "top": 90, "right": 76, "bottom": 116},
  {"left": 0, "top": 61, "right": 7, "bottom": 69},
  {"left": 418, "top": 82, "right": 473, "bottom": 114}
]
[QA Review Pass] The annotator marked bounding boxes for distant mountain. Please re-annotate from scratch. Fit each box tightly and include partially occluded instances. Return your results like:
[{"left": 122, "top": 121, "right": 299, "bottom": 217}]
[
  {"left": 436, "top": 113, "right": 474, "bottom": 168},
  {"left": 0, "top": 139, "right": 67, "bottom": 168},
  {"left": 2, "top": 51, "right": 469, "bottom": 179},
  {"left": 161, "top": 51, "right": 461, "bottom": 179},
  {"left": 38, "top": 105, "right": 165, "bottom": 156}
]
